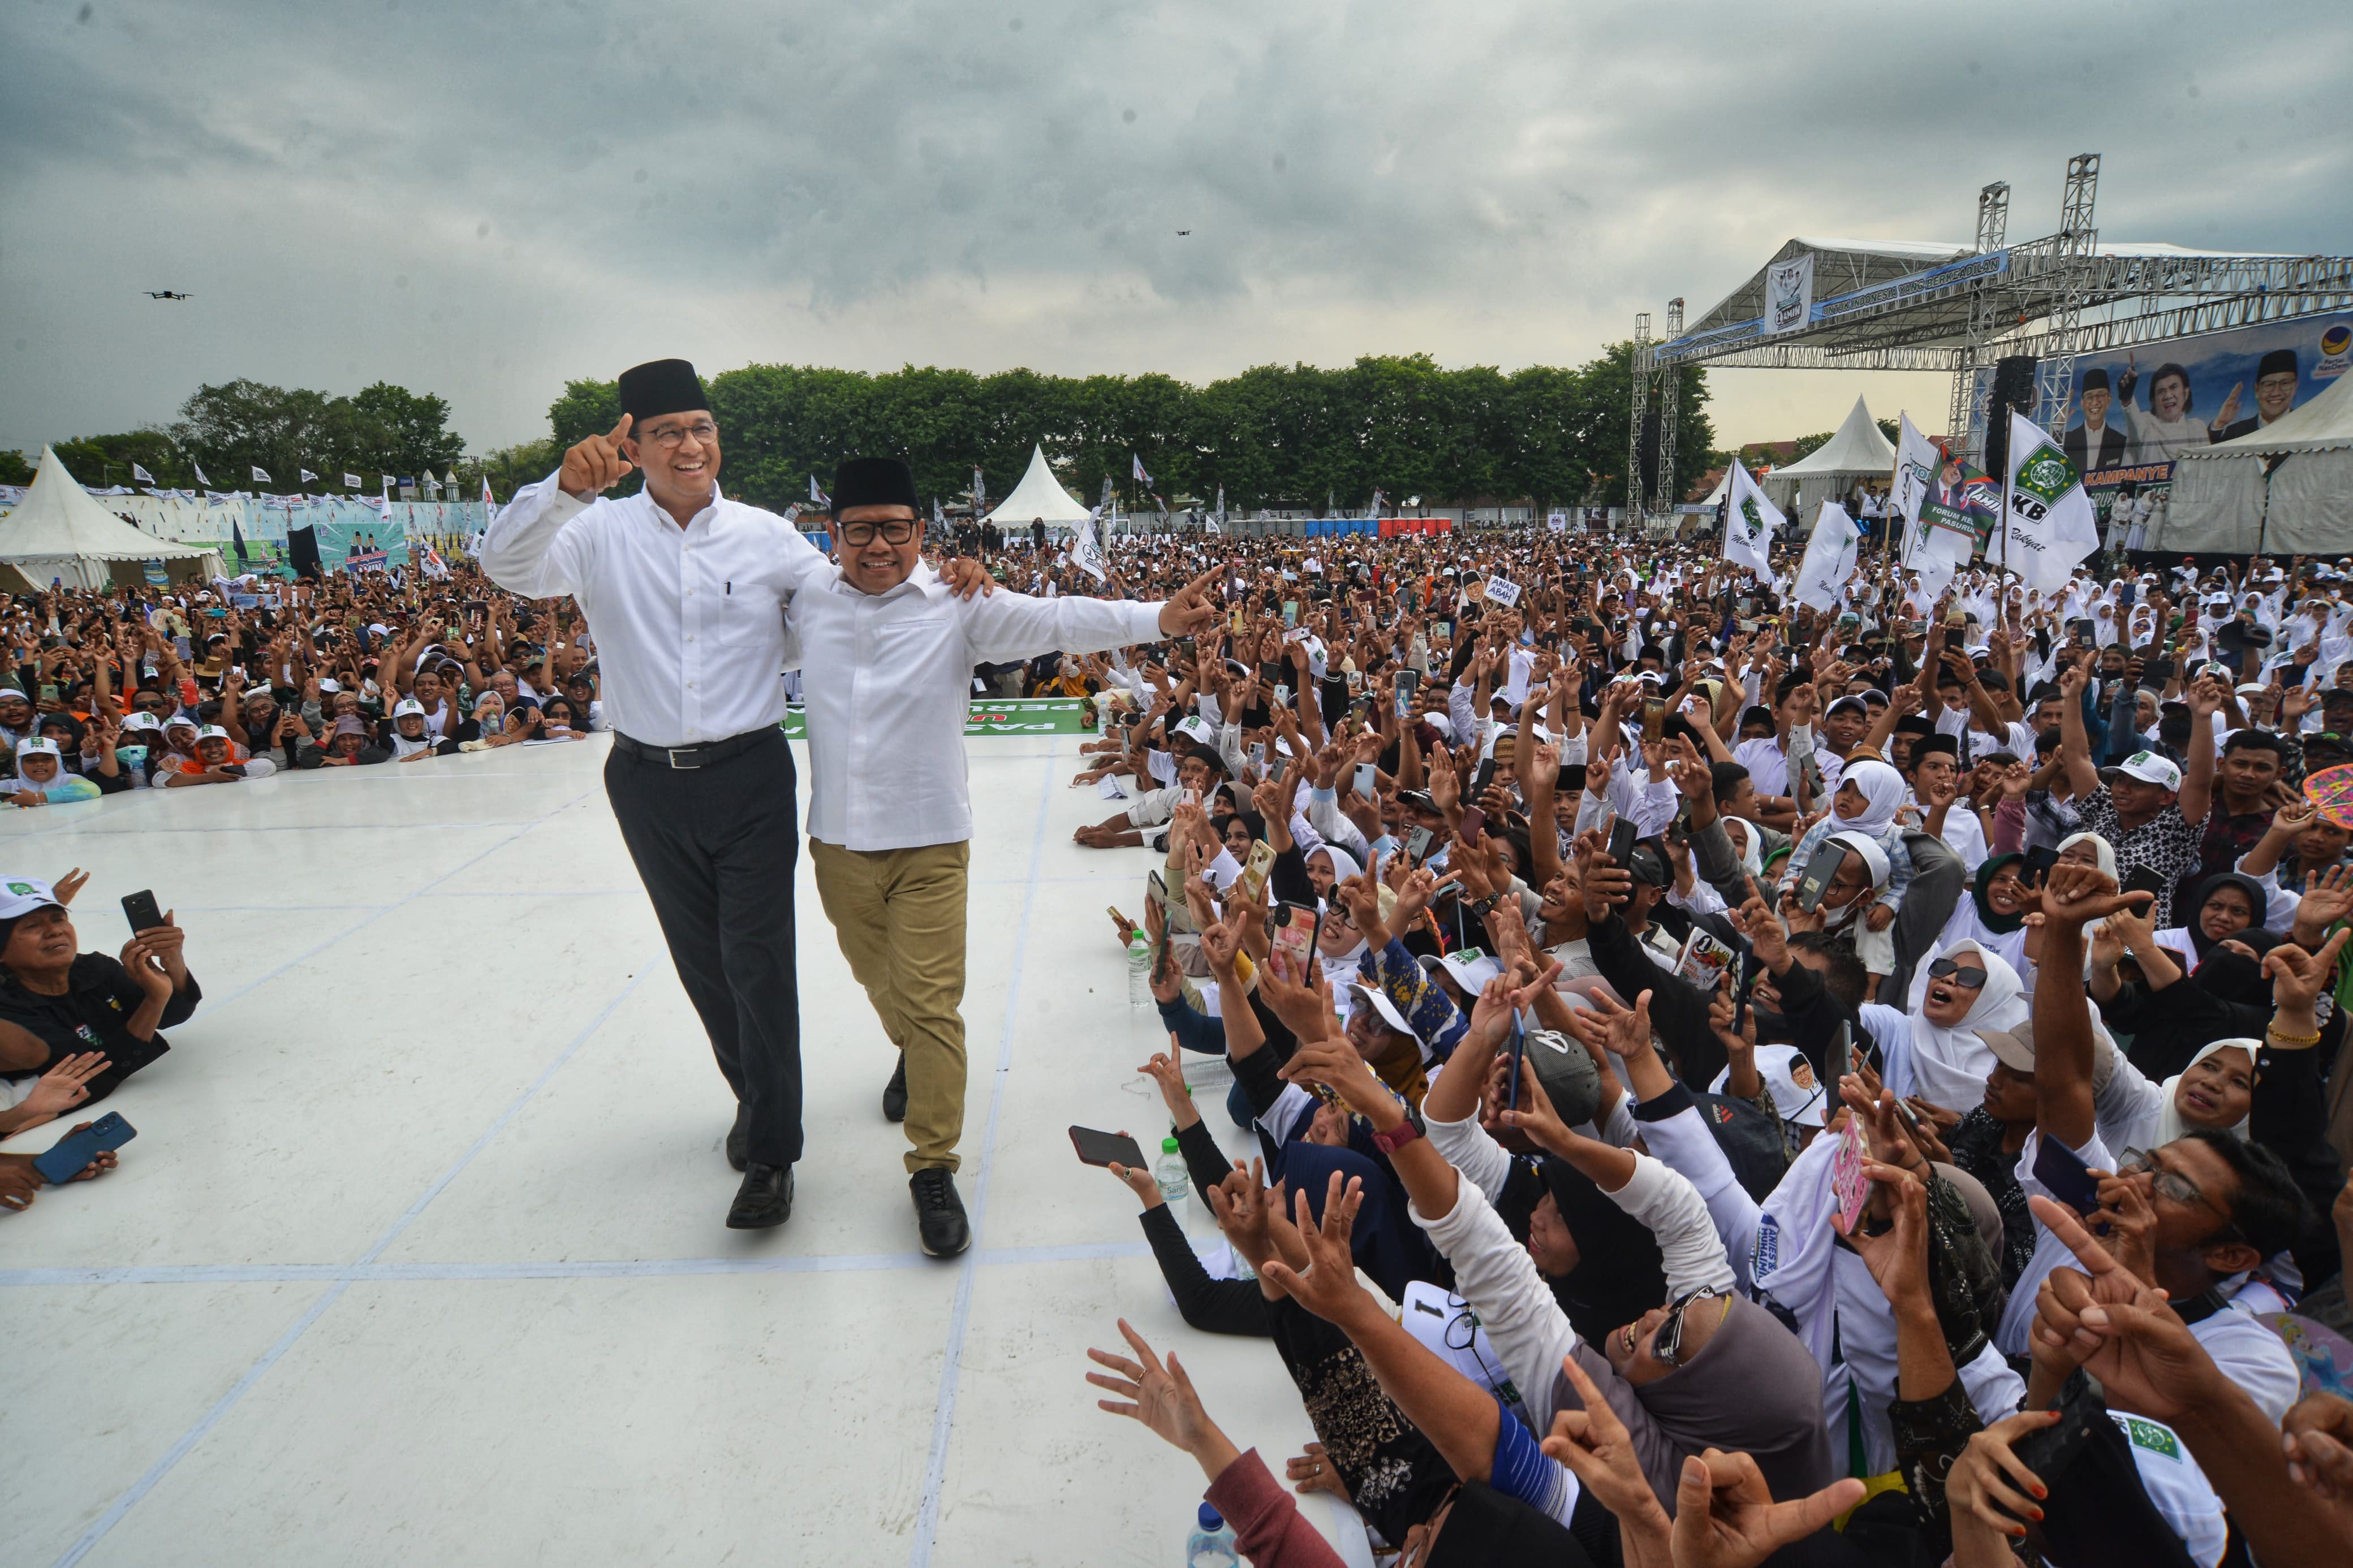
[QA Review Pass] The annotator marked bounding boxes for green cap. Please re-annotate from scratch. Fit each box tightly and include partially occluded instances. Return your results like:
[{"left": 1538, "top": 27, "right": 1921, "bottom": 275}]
[{"left": 1162, "top": 1137, "right": 1180, "bottom": 1152}]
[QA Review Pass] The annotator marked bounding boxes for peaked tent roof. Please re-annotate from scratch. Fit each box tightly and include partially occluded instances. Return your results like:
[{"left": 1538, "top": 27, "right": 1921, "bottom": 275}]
[
  {"left": 2178, "top": 367, "right": 2353, "bottom": 459},
  {"left": 0, "top": 447, "right": 214, "bottom": 564},
  {"left": 1766, "top": 397, "right": 1898, "bottom": 478},
  {"left": 981, "top": 444, "right": 1093, "bottom": 527}
]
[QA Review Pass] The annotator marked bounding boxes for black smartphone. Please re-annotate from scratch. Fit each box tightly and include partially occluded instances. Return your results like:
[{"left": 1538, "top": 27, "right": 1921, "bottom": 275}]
[
  {"left": 1640, "top": 698, "right": 1667, "bottom": 744},
  {"left": 1404, "top": 825, "right": 1433, "bottom": 866},
  {"left": 2022, "top": 845, "right": 2059, "bottom": 887},
  {"left": 1506, "top": 1021, "right": 1527, "bottom": 1113},
  {"left": 120, "top": 889, "right": 165, "bottom": 934},
  {"left": 2121, "top": 865, "right": 2169, "bottom": 901},
  {"left": 1472, "top": 757, "right": 1497, "bottom": 799},
  {"left": 33, "top": 1111, "right": 136, "bottom": 1185},
  {"left": 1605, "top": 815, "right": 1638, "bottom": 869},
  {"left": 2145, "top": 658, "right": 2177, "bottom": 682},
  {"left": 1794, "top": 840, "right": 1850, "bottom": 914},
  {"left": 1068, "top": 1126, "right": 1149, "bottom": 1170},
  {"left": 2031, "top": 1132, "right": 2103, "bottom": 1216}
]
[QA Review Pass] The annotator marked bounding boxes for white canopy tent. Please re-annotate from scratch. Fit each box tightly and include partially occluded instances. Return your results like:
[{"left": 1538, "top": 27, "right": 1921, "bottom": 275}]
[
  {"left": 2156, "top": 370, "right": 2353, "bottom": 555},
  {"left": 1761, "top": 396, "right": 1897, "bottom": 515},
  {"left": 0, "top": 447, "right": 221, "bottom": 589},
  {"left": 981, "top": 444, "right": 1093, "bottom": 536}
]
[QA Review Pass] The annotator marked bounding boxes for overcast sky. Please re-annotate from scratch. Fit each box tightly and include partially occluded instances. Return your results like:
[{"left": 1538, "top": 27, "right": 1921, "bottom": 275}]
[{"left": 4, "top": 0, "right": 2348, "bottom": 462}]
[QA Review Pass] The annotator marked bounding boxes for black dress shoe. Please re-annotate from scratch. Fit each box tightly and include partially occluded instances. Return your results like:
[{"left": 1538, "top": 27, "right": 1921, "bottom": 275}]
[
  {"left": 910, "top": 1167, "right": 970, "bottom": 1256},
  {"left": 882, "top": 1052, "right": 909, "bottom": 1123},
  {"left": 725, "top": 1103, "right": 751, "bottom": 1172},
  {"left": 726, "top": 1163, "right": 794, "bottom": 1229}
]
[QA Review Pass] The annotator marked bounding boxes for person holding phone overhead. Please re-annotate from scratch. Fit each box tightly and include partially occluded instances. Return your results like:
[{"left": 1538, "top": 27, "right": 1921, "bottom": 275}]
[
  {"left": 782, "top": 456, "right": 1222, "bottom": 1256},
  {"left": 0, "top": 877, "right": 199, "bottom": 1109}
]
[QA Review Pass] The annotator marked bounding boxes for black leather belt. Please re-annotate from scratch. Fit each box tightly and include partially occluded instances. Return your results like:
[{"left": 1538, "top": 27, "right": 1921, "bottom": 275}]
[{"left": 611, "top": 727, "right": 778, "bottom": 770}]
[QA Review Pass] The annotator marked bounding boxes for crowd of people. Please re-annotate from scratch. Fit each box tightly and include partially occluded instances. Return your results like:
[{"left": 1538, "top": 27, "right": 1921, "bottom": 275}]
[
  {"left": 11, "top": 472, "right": 2353, "bottom": 1565},
  {"left": 1054, "top": 527, "right": 2353, "bottom": 1566}
]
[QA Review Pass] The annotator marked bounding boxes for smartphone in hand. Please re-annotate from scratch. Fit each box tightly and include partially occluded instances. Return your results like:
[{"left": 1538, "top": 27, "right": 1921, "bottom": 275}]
[
  {"left": 120, "top": 889, "right": 165, "bottom": 934},
  {"left": 1068, "top": 1126, "right": 1148, "bottom": 1170}
]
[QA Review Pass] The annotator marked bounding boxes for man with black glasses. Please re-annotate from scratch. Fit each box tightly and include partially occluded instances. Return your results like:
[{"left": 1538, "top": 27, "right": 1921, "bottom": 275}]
[{"left": 787, "top": 456, "right": 1222, "bottom": 1255}]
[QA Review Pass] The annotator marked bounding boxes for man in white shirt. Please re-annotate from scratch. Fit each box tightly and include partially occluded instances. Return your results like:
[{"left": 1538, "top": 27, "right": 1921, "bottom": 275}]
[
  {"left": 482, "top": 358, "right": 900, "bottom": 1233},
  {"left": 792, "top": 457, "right": 1221, "bottom": 1255}
]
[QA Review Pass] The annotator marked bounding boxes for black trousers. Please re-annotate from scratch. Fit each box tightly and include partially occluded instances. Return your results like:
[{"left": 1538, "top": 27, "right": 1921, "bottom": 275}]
[{"left": 604, "top": 727, "right": 804, "bottom": 1168}]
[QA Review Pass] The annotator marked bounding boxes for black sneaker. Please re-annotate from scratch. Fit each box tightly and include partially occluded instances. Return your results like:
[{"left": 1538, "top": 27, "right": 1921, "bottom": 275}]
[
  {"left": 726, "top": 1163, "right": 794, "bottom": 1229},
  {"left": 725, "top": 1103, "right": 751, "bottom": 1172},
  {"left": 882, "top": 1053, "right": 909, "bottom": 1123},
  {"left": 910, "top": 1167, "right": 969, "bottom": 1257}
]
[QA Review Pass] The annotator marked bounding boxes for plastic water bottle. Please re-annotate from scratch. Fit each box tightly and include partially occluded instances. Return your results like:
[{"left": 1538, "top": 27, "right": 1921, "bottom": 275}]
[
  {"left": 1154, "top": 1135, "right": 1191, "bottom": 1217},
  {"left": 1186, "top": 1502, "right": 1239, "bottom": 1568},
  {"left": 1127, "top": 927, "right": 1153, "bottom": 1009}
]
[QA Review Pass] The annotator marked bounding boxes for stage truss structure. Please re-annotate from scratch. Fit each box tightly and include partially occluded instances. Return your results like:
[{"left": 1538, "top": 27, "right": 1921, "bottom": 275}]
[{"left": 1627, "top": 152, "right": 2353, "bottom": 522}]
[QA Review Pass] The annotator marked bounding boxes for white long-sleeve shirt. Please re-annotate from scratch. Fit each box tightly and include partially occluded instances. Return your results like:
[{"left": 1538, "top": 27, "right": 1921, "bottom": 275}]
[
  {"left": 481, "top": 473, "right": 822, "bottom": 748},
  {"left": 789, "top": 559, "right": 1166, "bottom": 850}
]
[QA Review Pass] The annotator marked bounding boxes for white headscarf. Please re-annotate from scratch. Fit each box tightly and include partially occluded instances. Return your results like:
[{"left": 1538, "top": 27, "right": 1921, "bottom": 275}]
[
  {"left": 1724, "top": 815, "right": 1764, "bottom": 880},
  {"left": 2154, "top": 1037, "right": 2257, "bottom": 1147},
  {"left": 2055, "top": 830, "right": 2118, "bottom": 880},
  {"left": 1891, "top": 938, "right": 2030, "bottom": 1112},
  {"left": 1834, "top": 760, "right": 1906, "bottom": 837}
]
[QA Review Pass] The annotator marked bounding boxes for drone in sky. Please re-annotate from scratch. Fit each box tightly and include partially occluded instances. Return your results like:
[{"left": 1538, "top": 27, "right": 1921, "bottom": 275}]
[
  {"left": 1175, "top": 230, "right": 1190, "bottom": 236},
  {"left": 143, "top": 290, "right": 193, "bottom": 300}
]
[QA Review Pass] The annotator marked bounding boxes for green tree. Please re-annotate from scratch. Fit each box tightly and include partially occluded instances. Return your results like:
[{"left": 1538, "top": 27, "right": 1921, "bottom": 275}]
[{"left": 0, "top": 451, "right": 32, "bottom": 486}]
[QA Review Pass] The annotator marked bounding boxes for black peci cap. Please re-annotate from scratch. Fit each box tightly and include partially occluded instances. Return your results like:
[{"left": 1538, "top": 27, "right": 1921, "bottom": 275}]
[
  {"left": 830, "top": 456, "right": 920, "bottom": 519},
  {"left": 617, "top": 358, "right": 709, "bottom": 424}
]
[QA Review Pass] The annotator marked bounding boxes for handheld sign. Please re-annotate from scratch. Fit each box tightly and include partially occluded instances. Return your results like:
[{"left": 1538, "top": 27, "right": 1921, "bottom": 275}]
[{"left": 1483, "top": 577, "right": 1522, "bottom": 608}]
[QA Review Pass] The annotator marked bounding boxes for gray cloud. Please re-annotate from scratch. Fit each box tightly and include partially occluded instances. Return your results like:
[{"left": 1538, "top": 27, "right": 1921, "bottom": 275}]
[{"left": 3, "top": 0, "right": 2348, "bottom": 456}]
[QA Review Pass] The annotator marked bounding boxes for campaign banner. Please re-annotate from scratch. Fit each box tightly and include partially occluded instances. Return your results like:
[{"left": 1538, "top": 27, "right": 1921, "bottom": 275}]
[
  {"left": 2055, "top": 312, "right": 2353, "bottom": 468},
  {"left": 346, "top": 549, "right": 390, "bottom": 573},
  {"left": 1765, "top": 253, "right": 1816, "bottom": 335}
]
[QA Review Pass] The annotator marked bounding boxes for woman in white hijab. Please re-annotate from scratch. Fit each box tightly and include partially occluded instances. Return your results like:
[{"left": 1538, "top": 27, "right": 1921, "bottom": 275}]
[
  {"left": 2092, "top": 1035, "right": 2257, "bottom": 1155},
  {"left": 1856, "top": 936, "right": 2031, "bottom": 1114}
]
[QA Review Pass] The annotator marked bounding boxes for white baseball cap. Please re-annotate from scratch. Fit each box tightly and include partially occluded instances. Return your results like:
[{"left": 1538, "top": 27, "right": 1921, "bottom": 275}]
[
  {"left": 15, "top": 737, "right": 62, "bottom": 760},
  {"left": 393, "top": 698, "right": 425, "bottom": 718},
  {"left": 1436, "top": 947, "right": 1504, "bottom": 996},
  {"left": 0, "top": 877, "right": 63, "bottom": 920},
  {"left": 121, "top": 712, "right": 163, "bottom": 733},
  {"left": 1347, "top": 982, "right": 1419, "bottom": 1043},
  {"left": 2101, "top": 750, "right": 2183, "bottom": 791},
  {"left": 196, "top": 725, "right": 231, "bottom": 742}
]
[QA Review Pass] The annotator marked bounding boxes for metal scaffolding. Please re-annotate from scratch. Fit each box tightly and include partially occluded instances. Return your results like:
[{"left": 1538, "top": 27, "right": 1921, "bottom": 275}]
[
  {"left": 1625, "top": 312, "right": 1650, "bottom": 523},
  {"left": 1654, "top": 297, "right": 1684, "bottom": 511},
  {"left": 1628, "top": 153, "right": 2353, "bottom": 498}
]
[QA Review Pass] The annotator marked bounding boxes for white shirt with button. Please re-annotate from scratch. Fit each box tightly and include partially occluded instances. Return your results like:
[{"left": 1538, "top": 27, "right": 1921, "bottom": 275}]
[
  {"left": 783, "top": 558, "right": 1165, "bottom": 852},
  {"left": 480, "top": 473, "right": 823, "bottom": 748}
]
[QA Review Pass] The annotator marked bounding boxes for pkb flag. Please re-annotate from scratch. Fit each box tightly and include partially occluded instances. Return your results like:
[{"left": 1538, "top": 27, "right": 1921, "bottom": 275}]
[
  {"left": 1720, "top": 460, "right": 1782, "bottom": 577},
  {"left": 2001, "top": 412, "right": 2100, "bottom": 594}
]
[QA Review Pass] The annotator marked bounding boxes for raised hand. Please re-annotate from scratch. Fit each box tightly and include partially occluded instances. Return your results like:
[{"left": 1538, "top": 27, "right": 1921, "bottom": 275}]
[
  {"left": 1946, "top": 1410, "right": 2065, "bottom": 1546},
  {"left": 1156, "top": 567, "right": 1226, "bottom": 640},
  {"left": 2038, "top": 862, "right": 2152, "bottom": 930},
  {"left": 1085, "top": 1318, "right": 1226, "bottom": 1458},
  {"left": 2262, "top": 929, "right": 2352, "bottom": 1015},
  {"left": 2027, "top": 1195, "right": 2214, "bottom": 1421},
  {"left": 1671, "top": 1448, "right": 1866, "bottom": 1568},
  {"left": 1255, "top": 1173, "right": 1378, "bottom": 1329},
  {"left": 559, "top": 414, "right": 635, "bottom": 498},
  {"left": 1541, "top": 1352, "right": 1672, "bottom": 1534}
]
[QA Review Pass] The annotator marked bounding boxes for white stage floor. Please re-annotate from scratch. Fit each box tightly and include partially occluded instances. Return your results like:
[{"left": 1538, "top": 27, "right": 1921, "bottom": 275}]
[{"left": 1, "top": 734, "right": 1358, "bottom": 1567}]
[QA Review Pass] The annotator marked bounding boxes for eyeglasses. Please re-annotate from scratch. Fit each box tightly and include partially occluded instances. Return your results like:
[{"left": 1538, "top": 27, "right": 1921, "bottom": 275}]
[
  {"left": 2117, "top": 1146, "right": 2242, "bottom": 1237},
  {"left": 639, "top": 420, "right": 717, "bottom": 450},
  {"left": 1652, "top": 1285, "right": 1724, "bottom": 1368},
  {"left": 837, "top": 519, "right": 918, "bottom": 546},
  {"left": 1927, "top": 958, "right": 1989, "bottom": 988}
]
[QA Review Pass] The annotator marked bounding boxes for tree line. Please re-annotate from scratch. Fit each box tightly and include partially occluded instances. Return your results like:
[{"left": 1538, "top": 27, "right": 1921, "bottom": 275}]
[
  {"left": 6, "top": 350, "right": 1719, "bottom": 514},
  {"left": 540, "top": 348, "right": 1714, "bottom": 516}
]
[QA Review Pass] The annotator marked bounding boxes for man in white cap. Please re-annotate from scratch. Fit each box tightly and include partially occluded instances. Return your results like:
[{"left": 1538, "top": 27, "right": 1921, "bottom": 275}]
[{"left": 0, "top": 877, "right": 200, "bottom": 1107}]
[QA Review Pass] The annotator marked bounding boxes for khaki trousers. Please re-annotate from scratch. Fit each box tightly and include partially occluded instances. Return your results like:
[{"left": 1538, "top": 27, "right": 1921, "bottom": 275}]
[{"left": 808, "top": 837, "right": 970, "bottom": 1173}]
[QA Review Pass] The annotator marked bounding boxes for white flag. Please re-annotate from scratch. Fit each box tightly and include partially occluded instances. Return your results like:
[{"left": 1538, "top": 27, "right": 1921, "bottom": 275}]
[
  {"left": 251, "top": 465, "right": 272, "bottom": 483},
  {"left": 1131, "top": 453, "right": 1152, "bottom": 485},
  {"left": 1071, "top": 506, "right": 1109, "bottom": 583},
  {"left": 1793, "top": 502, "right": 1863, "bottom": 612},
  {"left": 344, "top": 473, "right": 362, "bottom": 489},
  {"left": 808, "top": 474, "right": 829, "bottom": 506},
  {"left": 1889, "top": 414, "right": 1939, "bottom": 548},
  {"left": 1999, "top": 412, "right": 2100, "bottom": 594},
  {"left": 1720, "top": 460, "right": 1783, "bottom": 577},
  {"left": 192, "top": 460, "right": 211, "bottom": 487},
  {"left": 131, "top": 463, "right": 154, "bottom": 484},
  {"left": 299, "top": 468, "right": 318, "bottom": 483}
]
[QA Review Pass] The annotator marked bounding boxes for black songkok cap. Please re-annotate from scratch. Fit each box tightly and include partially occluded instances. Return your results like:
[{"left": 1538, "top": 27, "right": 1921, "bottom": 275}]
[
  {"left": 830, "top": 456, "right": 920, "bottom": 519},
  {"left": 2257, "top": 348, "right": 2299, "bottom": 381},
  {"left": 1893, "top": 714, "right": 1940, "bottom": 740},
  {"left": 2080, "top": 367, "right": 2110, "bottom": 392},
  {"left": 617, "top": 358, "right": 709, "bottom": 424},
  {"left": 1911, "top": 732, "right": 1960, "bottom": 762}
]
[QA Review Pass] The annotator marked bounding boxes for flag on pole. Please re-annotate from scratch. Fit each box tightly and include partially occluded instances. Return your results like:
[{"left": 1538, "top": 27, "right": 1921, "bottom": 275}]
[
  {"left": 1793, "top": 502, "right": 1863, "bottom": 612},
  {"left": 1071, "top": 506, "right": 1109, "bottom": 583},
  {"left": 1720, "top": 460, "right": 1783, "bottom": 577},
  {"left": 131, "top": 463, "right": 155, "bottom": 485},
  {"left": 299, "top": 469, "right": 318, "bottom": 483},
  {"left": 808, "top": 474, "right": 828, "bottom": 506},
  {"left": 251, "top": 465, "right": 272, "bottom": 483},
  {"left": 343, "top": 473, "right": 362, "bottom": 490},
  {"left": 1999, "top": 412, "right": 2101, "bottom": 594},
  {"left": 231, "top": 516, "right": 248, "bottom": 565},
  {"left": 1131, "top": 453, "right": 1152, "bottom": 486},
  {"left": 972, "top": 466, "right": 986, "bottom": 518},
  {"left": 932, "top": 498, "right": 945, "bottom": 528},
  {"left": 192, "top": 460, "right": 211, "bottom": 487},
  {"left": 481, "top": 477, "right": 495, "bottom": 509}
]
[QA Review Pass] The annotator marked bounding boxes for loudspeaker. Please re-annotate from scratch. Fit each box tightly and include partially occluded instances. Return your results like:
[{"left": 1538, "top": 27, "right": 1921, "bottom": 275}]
[
  {"left": 1984, "top": 355, "right": 2039, "bottom": 476},
  {"left": 287, "top": 524, "right": 321, "bottom": 580},
  {"left": 1637, "top": 411, "right": 1662, "bottom": 504}
]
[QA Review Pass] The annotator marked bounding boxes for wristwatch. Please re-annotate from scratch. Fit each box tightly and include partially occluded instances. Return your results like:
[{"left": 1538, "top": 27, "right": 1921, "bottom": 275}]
[
  {"left": 1371, "top": 1118, "right": 1423, "bottom": 1156},
  {"left": 1468, "top": 893, "right": 1500, "bottom": 919}
]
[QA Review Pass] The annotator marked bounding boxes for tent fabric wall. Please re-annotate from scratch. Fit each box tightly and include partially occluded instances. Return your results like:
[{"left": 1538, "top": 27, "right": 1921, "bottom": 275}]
[
  {"left": 2153, "top": 454, "right": 2267, "bottom": 554},
  {"left": 2264, "top": 452, "right": 2353, "bottom": 552}
]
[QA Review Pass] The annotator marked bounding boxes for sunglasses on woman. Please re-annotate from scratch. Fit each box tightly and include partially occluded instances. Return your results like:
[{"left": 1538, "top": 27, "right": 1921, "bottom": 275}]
[
  {"left": 1927, "top": 958, "right": 1988, "bottom": 988},
  {"left": 1650, "top": 1284, "right": 1725, "bottom": 1368}
]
